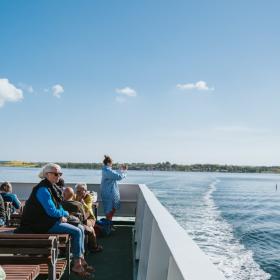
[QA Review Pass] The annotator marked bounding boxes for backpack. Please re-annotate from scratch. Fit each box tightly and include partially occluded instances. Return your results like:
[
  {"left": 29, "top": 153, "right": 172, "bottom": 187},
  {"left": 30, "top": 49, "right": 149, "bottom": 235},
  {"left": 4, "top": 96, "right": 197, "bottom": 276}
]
[{"left": 95, "top": 218, "right": 112, "bottom": 237}]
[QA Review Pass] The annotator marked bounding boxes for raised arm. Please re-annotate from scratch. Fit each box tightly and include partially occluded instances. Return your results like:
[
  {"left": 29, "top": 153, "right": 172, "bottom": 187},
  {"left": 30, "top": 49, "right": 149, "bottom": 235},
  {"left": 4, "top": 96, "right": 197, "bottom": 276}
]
[{"left": 104, "top": 168, "right": 127, "bottom": 181}]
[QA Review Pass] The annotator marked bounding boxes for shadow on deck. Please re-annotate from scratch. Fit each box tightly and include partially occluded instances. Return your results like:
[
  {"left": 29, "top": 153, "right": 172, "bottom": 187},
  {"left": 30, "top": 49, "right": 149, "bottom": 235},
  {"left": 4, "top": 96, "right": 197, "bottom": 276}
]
[{"left": 65, "top": 223, "right": 134, "bottom": 280}]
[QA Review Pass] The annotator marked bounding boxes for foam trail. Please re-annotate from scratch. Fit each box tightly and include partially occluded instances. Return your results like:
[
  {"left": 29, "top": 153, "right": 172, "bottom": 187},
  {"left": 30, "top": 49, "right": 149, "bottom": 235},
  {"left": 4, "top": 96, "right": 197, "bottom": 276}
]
[{"left": 186, "top": 180, "right": 270, "bottom": 280}]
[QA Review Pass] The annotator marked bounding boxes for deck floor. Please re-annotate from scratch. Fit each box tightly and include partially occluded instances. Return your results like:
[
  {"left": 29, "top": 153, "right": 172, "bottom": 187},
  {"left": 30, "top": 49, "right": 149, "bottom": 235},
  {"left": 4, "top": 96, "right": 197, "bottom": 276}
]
[
  {"left": 0, "top": 224, "right": 134, "bottom": 280},
  {"left": 64, "top": 224, "right": 134, "bottom": 280}
]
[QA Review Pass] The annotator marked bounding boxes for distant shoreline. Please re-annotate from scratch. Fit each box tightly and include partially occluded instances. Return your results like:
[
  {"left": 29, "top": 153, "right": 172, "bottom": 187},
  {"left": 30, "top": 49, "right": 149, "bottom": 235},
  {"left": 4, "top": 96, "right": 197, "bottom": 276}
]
[{"left": 0, "top": 160, "right": 280, "bottom": 174}]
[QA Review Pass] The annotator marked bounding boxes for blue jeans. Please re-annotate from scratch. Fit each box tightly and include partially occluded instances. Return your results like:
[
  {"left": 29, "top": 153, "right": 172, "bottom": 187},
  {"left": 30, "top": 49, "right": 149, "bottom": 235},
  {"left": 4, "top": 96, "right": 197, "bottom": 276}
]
[{"left": 48, "top": 221, "right": 85, "bottom": 259}]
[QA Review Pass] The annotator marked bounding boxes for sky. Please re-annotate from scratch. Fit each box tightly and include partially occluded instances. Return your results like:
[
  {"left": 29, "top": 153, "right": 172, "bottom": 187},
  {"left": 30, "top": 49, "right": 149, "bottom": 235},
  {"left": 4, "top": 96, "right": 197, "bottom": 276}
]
[{"left": 0, "top": 0, "right": 280, "bottom": 165}]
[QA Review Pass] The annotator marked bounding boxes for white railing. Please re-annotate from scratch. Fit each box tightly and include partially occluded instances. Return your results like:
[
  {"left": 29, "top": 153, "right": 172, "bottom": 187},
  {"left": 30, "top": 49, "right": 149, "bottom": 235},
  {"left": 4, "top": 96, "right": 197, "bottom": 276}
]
[
  {"left": 10, "top": 182, "right": 139, "bottom": 217},
  {"left": 135, "top": 184, "right": 225, "bottom": 280}
]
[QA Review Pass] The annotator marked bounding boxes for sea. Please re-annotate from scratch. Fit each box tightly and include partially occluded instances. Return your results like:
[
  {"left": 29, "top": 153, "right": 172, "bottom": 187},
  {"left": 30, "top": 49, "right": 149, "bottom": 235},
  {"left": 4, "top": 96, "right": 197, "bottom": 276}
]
[{"left": 0, "top": 166, "right": 279, "bottom": 280}]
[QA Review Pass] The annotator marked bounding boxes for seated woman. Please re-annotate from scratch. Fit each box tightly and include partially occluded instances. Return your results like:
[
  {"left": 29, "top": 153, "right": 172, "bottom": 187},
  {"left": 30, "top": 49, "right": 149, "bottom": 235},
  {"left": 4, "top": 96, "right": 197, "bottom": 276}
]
[
  {"left": 17, "top": 163, "right": 94, "bottom": 277},
  {"left": 62, "top": 187, "right": 102, "bottom": 253},
  {"left": 0, "top": 195, "right": 5, "bottom": 226},
  {"left": 0, "top": 182, "right": 21, "bottom": 212},
  {"left": 75, "top": 183, "right": 102, "bottom": 252}
]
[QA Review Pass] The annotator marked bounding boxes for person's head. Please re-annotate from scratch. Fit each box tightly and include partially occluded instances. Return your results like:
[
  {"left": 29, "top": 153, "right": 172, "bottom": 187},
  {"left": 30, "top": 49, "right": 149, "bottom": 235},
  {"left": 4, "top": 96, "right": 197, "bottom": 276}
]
[
  {"left": 103, "top": 155, "right": 113, "bottom": 166},
  {"left": 0, "top": 182, "right": 12, "bottom": 193},
  {"left": 63, "top": 187, "right": 75, "bottom": 201},
  {"left": 39, "top": 163, "right": 63, "bottom": 184},
  {"left": 75, "top": 183, "right": 87, "bottom": 198}
]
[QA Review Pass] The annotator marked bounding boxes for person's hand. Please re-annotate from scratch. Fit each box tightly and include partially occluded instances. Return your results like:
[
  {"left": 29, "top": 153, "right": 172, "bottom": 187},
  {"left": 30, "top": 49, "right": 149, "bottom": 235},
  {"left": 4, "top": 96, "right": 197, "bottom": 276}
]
[{"left": 60, "top": 216, "right": 67, "bottom": 223}]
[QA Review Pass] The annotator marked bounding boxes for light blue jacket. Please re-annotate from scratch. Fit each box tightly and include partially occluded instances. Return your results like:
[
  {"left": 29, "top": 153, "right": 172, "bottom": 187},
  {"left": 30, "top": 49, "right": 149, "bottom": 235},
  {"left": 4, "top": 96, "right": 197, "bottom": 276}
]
[{"left": 100, "top": 165, "right": 126, "bottom": 214}]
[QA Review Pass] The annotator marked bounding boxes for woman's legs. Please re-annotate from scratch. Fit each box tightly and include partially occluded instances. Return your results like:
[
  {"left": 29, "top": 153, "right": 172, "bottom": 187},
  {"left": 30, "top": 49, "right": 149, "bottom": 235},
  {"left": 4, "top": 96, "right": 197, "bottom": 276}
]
[{"left": 105, "top": 208, "right": 116, "bottom": 221}]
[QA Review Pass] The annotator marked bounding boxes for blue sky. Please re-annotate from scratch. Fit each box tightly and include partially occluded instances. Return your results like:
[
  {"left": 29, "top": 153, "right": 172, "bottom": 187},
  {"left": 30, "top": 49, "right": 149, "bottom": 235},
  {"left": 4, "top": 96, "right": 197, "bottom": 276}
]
[{"left": 0, "top": 0, "right": 280, "bottom": 165}]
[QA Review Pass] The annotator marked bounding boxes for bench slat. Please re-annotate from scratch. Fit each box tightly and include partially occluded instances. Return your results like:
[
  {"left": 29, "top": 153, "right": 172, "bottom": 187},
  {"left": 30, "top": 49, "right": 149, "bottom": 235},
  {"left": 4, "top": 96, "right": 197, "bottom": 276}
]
[
  {"left": 39, "top": 260, "right": 67, "bottom": 278},
  {"left": 2, "top": 264, "right": 40, "bottom": 280},
  {"left": 0, "top": 248, "right": 52, "bottom": 254},
  {"left": 0, "top": 233, "right": 69, "bottom": 243},
  {"left": 0, "top": 239, "right": 55, "bottom": 246}
]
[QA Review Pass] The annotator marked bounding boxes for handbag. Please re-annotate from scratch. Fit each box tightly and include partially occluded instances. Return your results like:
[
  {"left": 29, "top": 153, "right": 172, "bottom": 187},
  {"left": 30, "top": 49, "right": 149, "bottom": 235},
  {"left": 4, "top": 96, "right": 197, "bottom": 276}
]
[{"left": 67, "top": 215, "right": 81, "bottom": 227}]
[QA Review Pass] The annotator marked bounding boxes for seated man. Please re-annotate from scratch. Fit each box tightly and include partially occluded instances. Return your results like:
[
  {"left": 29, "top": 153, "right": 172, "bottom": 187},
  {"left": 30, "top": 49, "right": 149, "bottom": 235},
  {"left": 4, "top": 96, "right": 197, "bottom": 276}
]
[
  {"left": 0, "top": 182, "right": 21, "bottom": 212},
  {"left": 63, "top": 187, "right": 103, "bottom": 253},
  {"left": 62, "top": 187, "right": 86, "bottom": 222}
]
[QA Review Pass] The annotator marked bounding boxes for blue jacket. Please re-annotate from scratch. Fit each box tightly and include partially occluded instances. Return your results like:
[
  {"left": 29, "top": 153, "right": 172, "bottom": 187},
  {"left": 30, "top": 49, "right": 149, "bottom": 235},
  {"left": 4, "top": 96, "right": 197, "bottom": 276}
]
[
  {"left": 18, "top": 179, "right": 68, "bottom": 233},
  {"left": 100, "top": 165, "right": 126, "bottom": 214},
  {"left": 1, "top": 192, "right": 21, "bottom": 209}
]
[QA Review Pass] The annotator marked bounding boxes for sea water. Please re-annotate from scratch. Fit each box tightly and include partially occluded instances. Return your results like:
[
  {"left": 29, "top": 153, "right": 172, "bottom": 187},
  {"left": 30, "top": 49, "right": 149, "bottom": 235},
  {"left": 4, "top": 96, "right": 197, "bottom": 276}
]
[{"left": 0, "top": 167, "right": 279, "bottom": 280}]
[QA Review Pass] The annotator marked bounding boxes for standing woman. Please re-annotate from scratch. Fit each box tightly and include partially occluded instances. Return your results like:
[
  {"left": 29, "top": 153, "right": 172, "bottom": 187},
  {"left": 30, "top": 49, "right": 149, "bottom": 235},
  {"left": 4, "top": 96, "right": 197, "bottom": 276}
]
[{"left": 100, "top": 155, "right": 127, "bottom": 221}]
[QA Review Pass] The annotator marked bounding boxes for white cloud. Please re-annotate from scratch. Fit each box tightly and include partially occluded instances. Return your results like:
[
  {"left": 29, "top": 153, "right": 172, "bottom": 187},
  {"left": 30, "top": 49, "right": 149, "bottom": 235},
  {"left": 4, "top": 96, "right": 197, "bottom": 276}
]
[
  {"left": 176, "top": 81, "right": 214, "bottom": 91},
  {"left": 0, "top": 78, "right": 23, "bottom": 107},
  {"left": 115, "top": 87, "right": 137, "bottom": 97},
  {"left": 52, "top": 84, "right": 64, "bottom": 98}
]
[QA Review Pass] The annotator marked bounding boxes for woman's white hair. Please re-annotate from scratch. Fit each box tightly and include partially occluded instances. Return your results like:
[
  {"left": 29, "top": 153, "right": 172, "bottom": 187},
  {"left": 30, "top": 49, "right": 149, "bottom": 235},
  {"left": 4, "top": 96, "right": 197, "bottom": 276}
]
[
  {"left": 38, "top": 163, "right": 62, "bottom": 179},
  {"left": 75, "top": 183, "right": 87, "bottom": 191}
]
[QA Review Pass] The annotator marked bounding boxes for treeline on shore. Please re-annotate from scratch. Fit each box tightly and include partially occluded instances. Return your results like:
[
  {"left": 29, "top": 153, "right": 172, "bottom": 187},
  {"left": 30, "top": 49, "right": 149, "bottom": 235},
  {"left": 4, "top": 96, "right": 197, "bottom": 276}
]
[{"left": 0, "top": 160, "right": 280, "bottom": 174}]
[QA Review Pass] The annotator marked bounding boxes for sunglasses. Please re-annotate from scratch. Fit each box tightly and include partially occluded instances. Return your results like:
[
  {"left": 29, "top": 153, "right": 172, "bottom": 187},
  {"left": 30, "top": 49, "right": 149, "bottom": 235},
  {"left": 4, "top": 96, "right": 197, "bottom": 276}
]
[{"left": 48, "top": 172, "right": 63, "bottom": 177}]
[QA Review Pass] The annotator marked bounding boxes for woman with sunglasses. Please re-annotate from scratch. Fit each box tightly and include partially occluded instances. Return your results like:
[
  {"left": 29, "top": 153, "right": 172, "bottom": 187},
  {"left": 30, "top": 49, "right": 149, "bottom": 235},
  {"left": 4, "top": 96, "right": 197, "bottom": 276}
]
[
  {"left": 100, "top": 155, "right": 127, "bottom": 223},
  {"left": 18, "top": 163, "right": 94, "bottom": 278},
  {"left": 75, "top": 183, "right": 103, "bottom": 253}
]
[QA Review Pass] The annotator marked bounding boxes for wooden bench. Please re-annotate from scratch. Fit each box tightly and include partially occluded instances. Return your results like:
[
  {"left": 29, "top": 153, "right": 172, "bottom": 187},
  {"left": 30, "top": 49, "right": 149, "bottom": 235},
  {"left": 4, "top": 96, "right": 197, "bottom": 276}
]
[
  {"left": 2, "top": 264, "right": 40, "bottom": 280},
  {"left": 3, "top": 202, "right": 12, "bottom": 226},
  {"left": 0, "top": 234, "right": 68, "bottom": 280},
  {"left": 3, "top": 202, "right": 22, "bottom": 227},
  {"left": 0, "top": 230, "right": 71, "bottom": 279}
]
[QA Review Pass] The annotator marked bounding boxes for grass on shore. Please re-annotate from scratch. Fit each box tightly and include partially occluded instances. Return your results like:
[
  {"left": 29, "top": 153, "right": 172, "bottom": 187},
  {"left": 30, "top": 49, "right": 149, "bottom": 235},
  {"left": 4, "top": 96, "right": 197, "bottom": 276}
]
[{"left": 0, "top": 161, "right": 38, "bottom": 168}]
